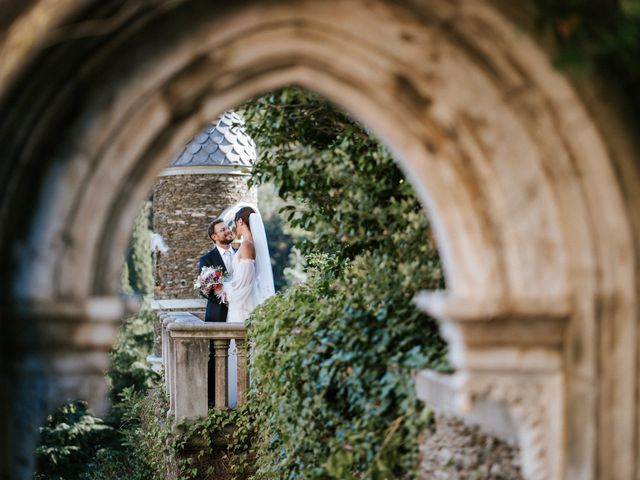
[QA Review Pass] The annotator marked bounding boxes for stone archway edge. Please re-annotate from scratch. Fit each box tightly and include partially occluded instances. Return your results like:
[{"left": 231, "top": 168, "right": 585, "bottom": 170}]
[
  {"left": 414, "top": 291, "right": 569, "bottom": 367},
  {"left": 414, "top": 290, "right": 569, "bottom": 479},
  {"left": 414, "top": 290, "right": 572, "bottom": 323},
  {"left": 1, "top": 1, "right": 639, "bottom": 479},
  {"left": 11, "top": 295, "right": 139, "bottom": 348}
]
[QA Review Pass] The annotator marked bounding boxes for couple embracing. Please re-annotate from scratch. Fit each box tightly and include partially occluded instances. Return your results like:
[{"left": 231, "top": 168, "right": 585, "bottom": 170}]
[
  {"left": 199, "top": 205, "right": 275, "bottom": 324},
  {"left": 198, "top": 205, "right": 274, "bottom": 406}
]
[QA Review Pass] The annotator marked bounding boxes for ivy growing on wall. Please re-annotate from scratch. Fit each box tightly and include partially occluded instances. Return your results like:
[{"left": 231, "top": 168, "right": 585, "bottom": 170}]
[{"left": 240, "top": 87, "right": 448, "bottom": 478}]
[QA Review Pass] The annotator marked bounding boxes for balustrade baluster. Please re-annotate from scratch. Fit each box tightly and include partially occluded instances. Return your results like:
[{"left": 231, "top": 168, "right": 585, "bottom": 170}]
[
  {"left": 167, "top": 330, "right": 177, "bottom": 416},
  {"left": 236, "top": 339, "right": 248, "bottom": 405},
  {"left": 213, "top": 338, "right": 230, "bottom": 408}
]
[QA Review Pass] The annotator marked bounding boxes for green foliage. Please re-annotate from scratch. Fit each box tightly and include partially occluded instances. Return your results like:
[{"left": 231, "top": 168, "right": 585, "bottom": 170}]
[
  {"left": 243, "top": 87, "right": 448, "bottom": 478},
  {"left": 81, "top": 387, "right": 169, "bottom": 480},
  {"left": 534, "top": 0, "right": 640, "bottom": 114},
  {"left": 258, "top": 184, "right": 300, "bottom": 291},
  {"left": 248, "top": 252, "right": 446, "bottom": 479},
  {"left": 112, "top": 202, "right": 158, "bottom": 405},
  {"left": 34, "top": 402, "right": 114, "bottom": 480},
  {"left": 244, "top": 87, "right": 356, "bottom": 152},
  {"left": 126, "top": 201, "right": 154, "bottom": 296},
  {"left": 120, "top": 260, "right": 133, "bottom": 295},
  {"left": 264, "top": 213, "right": 293, "bottom": 290},
  {"left": 172, "top": 403, "right": 259, "bottom": 480},
  {"left": 108, "top": 309, "right": 159, "bottom": 407},
  {"left": 244, "top": 87, "right": 421, "bottom": 264}
]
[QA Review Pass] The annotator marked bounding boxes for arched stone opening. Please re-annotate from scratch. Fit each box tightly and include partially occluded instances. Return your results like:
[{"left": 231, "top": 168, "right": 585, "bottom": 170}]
[{"left": 0, "top": 1, "right": 638, "bottom": 479}]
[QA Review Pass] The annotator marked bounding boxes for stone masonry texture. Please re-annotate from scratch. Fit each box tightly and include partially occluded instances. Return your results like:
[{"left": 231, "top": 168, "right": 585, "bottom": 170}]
[
  {"left": 152, "top": 173, "right": 257, "bottom": 299},
  {"left": 419, "top": 413, "right": 522, "bottom": 480}
]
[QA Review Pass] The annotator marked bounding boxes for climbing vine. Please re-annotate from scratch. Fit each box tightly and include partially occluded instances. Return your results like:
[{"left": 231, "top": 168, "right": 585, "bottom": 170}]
[
  {"left": 171, "top": 403, "right": 259, "bottom": 480},
  {"left": 240, "top": 87, "right": 448, "bottom": 478}
]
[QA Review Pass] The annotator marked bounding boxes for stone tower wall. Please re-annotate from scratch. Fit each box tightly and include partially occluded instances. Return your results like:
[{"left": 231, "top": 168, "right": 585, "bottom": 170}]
[{"left": 152, "top": 173, "right": 257, "bottom": 299}]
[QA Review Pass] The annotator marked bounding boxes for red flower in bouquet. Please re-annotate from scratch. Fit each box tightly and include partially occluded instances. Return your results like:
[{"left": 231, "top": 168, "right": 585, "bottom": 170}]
[{"left": 194, "top": 266, "right": 226, "bottom": 298}]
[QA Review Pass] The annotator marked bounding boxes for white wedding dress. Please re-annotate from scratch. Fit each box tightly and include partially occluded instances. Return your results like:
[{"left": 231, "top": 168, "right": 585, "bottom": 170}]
[
  {"left": 226, "top": 256, "right": 258, "bottom": 323},
  {"left": 220, "top": 211, "right": 276, "bottom": 407},
  {"left": 225, "top": 255, "right": 258, "bottom": 407}
]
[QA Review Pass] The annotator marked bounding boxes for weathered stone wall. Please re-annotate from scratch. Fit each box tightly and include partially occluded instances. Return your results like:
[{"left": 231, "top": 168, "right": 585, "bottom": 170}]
[
  {"left": 152, "top": 173, "right": 257, "bottom": 298},
  {"left": 419, "top": 413, "right": 522, "bottom": 480}
]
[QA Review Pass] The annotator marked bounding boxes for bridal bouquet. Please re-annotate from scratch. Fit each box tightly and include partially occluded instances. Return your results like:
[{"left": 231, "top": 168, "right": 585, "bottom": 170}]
[{"left": 194, "top": 266, "right": 226, "bottom": 299}]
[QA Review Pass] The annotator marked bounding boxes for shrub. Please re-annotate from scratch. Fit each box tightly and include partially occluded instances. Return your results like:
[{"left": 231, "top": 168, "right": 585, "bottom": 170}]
[
  {"left": 248, "top": 249, "right": 447, "bottom": 479},
  {"left": 80, "top": 387, "right": 168, "bottom": 480},
  {"left": 34, "top": 402, "right": 114, "bottom": 480},
  {"left": 172, "top": 402, "right": 259, "bottom": 480},
  {"left": 241, "top": 86, "right": 449, "bottom": 478},
  {"left": 125, "top": 201, "right": 154, "bottom": 296},
  {"left": 108, "top": 308, "right": 159, "bottom": 407}
]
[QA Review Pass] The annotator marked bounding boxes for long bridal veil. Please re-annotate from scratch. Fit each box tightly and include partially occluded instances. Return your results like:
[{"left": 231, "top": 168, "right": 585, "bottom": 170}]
[
  {"left": 219, "top": 203, "right": 275, "bottom": 408},
  {"left": 248, "top": 212, "right": 276, "bottom": 304},
  {"left": 220, "top": 202, "right": 275, "bottom": 305}
]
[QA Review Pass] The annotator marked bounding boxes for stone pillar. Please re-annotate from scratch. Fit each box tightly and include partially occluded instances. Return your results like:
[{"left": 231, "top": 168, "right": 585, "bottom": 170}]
[
  {"left": 165, "top": 313, "right": 205, "bottom": 418},
  {"left": 162, "top": 317, "right": 247, "bottom": 420},
  {"left": 172, "top": 337, "right": 208, "bottom": 423},
  {"left": 414, "top": 293, "right": 569, "bottom": 480},
  {"left": 1, "top": 297, "right": 127, "bottom": 480},
  {"left": 213, "top": 339, "right": 230, "bottom": 409},
  {"left": 236, "top": 339, "right": 248, "bottom": 406}
]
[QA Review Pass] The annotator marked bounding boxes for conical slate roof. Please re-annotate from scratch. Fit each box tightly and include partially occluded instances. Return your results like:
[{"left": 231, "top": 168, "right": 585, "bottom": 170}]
[{"left": 171, "top": 111, "right": 257, "bottom": 167}]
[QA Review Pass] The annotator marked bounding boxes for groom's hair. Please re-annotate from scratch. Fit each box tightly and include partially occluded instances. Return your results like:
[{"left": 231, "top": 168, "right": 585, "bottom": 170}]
[{"left": 208, "top": 218, "right": 225, "bottom": 240}]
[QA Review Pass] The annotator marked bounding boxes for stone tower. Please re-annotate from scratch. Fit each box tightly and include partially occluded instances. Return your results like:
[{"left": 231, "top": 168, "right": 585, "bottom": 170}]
[{"left": 152, "top": 111, "right": 258, "bottom": 299}]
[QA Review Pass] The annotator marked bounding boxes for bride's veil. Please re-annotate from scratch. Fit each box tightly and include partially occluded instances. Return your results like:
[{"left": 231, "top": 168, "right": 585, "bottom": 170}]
[
  {"left": 220, "top": 202, "right": 254, "bottom": 229},
  {"left": 220, "top": 203, "right": 275, "bottom": 304},
  {"left": 249, "top": 212, "right": 275, "bottom": 304}
]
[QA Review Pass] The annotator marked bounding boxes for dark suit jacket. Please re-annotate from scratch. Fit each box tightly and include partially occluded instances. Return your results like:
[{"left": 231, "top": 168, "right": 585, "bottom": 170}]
[{"left": 198, "top": 247, "right": 230, "bottom": 322}]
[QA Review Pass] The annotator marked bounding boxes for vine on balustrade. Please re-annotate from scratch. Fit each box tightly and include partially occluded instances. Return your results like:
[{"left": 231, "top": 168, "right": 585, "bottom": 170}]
[{"left": 171, "top": 403, "right": 259, "bottom": 480}]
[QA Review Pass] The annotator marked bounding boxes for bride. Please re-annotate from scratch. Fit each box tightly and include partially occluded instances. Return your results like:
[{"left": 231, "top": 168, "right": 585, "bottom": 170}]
[
  {"left": 222, "top": 205, "right": 275, "bottom": 406},
  {"left": 225, "top": 205, "right": 275, "bottom": 322}
]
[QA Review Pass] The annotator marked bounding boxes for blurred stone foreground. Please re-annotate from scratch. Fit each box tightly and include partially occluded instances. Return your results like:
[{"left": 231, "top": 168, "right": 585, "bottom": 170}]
[{"left": 2, "top": 1, "right": 640, "bottom": 479}]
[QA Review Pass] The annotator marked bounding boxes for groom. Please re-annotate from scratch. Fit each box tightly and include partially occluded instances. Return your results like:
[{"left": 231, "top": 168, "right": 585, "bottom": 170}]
[
  {"left": 199, "top": 218, "right": 235, "bottom": 406},
  {"left": 199, "top": 218, "right": 235, "bottom": 322}
]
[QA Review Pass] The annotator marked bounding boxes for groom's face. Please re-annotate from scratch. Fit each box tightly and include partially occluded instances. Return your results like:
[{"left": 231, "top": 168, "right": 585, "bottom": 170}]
[{"left": 212, "top": 222, "right": 234, "bottom": 245}]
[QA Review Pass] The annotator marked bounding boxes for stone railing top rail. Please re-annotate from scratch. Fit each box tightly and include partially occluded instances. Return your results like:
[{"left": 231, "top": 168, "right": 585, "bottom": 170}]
[
  {"left": 167, "top": 322, "right": 247, "bottom": 339},
  {"left": 160, "top": 311, "right": 201, "bottom": 323},
  {"left": 151, "top": 298, "right": 207, "bottom": 311},
  {"left": 162, "top": 311, "right": 246, "bottom": 339}
]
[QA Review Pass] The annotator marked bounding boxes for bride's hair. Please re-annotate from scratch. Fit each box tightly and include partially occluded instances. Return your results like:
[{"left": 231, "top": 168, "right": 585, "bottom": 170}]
[{"left": 234, "top": 206, "right": 255, "bottom": 231}]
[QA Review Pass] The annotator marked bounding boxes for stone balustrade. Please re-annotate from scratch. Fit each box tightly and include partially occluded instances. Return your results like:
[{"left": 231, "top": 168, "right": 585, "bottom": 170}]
[{"left": 160, "top": 311, "right": 248, "bottom": 426}]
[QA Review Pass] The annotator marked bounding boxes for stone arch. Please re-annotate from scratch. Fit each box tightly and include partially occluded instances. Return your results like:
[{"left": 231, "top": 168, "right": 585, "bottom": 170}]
[{"left": 1, "top": 1, "right": 638, "bottom": 479}]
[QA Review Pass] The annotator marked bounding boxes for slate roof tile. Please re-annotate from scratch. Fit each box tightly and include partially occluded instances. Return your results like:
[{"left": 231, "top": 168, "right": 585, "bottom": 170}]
[{"left": 170, "top": 111, "right": 257, "bottom": 167}]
